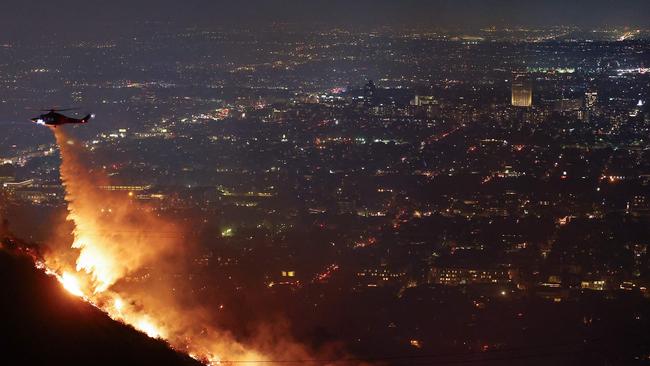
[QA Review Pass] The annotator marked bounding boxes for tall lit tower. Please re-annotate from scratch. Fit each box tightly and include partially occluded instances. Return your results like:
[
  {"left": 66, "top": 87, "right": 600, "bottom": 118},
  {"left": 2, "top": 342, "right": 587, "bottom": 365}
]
[
  {"left": 511, "top": 75, "right": 533, "bottom": 107},
  {"left": 585, "top": 91, "right": 598, "bottom": 109}
]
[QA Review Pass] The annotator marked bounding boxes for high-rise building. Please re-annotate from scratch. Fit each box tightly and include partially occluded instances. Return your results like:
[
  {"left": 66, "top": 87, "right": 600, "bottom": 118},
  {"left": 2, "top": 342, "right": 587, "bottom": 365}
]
[
  {"left": 553, "top": 98, "right": 583, "bottom": 112},
  {"left": 410, "top": 95, "right": 440, "bottom": 118},
  {"left": 511, "top": 76, "right": 533, "bottom": 107},
  {"left": 411, "top": 95, "right": 437, "bottom": 106},
  {"left": 585, "top": 91, "right": 598, "bottom": 109},
  {"left": 363, "top": 80, "right": 377, "bottom": 106}
]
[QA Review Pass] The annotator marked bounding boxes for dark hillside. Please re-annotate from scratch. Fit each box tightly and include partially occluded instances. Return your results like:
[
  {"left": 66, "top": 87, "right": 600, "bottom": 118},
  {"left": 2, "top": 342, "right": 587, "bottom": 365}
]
[{"left": 0, "top": 245, "right": 202, "bottom": 366}]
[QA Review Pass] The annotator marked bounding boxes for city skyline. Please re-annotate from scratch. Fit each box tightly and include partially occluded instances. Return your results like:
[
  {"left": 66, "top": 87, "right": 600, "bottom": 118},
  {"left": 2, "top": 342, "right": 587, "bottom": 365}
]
[{"left": 0, "top": 2, "right": 649, "bottom": 365}]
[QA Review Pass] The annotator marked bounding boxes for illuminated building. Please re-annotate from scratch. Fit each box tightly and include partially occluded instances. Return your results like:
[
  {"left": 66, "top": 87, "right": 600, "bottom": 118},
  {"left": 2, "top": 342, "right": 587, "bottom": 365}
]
[
  {"left": 585, "top": 91, "right": 597, "bottom": 109},
  {"left": 357, "top": 268, "right": 405, "bottom": 287},
  {"left": 2, "top": 179, "right": 34, "bottom": 189},
  {"left": 553, "top": 98, "right": 583, "bottom": 112},
  {"left": 281, "top": 270, "right": 296, "bottom": 277},
  {"left": 268, "top": 270, "right": 300, "bottom": 288},
  {"left": 410, "top": 95, "right": 440, "bottom": 118},
  {"left": 629, "top": 195, "right": 650, "bottom": 216},
  {"left": 411, "top": 95, "right": 437, "bottom": 106},
  {"left": 10, "top": 190, "right": 54, "bottom": 204},
  {"left": 581, "top": 280, "right": 606, "bottom": 291},
  {"left": 430, "top": 267, "right": 510, "bottom": 286},
  {"left": 98, "top": 185, "right": 152, "bottom": 191},
  {"left": 511, "top": 76, "right": 532, "bottom": 107}
]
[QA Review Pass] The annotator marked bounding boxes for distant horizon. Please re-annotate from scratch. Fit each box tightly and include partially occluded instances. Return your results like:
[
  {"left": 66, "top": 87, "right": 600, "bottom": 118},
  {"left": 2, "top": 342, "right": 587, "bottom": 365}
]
[
  {"left": 1, "top": 0, "right": 649, "bottom": 33},
  {"left": 2, "top": 20, "right": 650, "bottom": 44}
]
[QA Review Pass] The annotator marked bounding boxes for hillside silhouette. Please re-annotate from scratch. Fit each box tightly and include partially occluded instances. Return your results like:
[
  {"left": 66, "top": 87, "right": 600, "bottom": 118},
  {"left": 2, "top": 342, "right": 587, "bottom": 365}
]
[{"left": 0, "top": 239, "right": 202, "bottom": 366}]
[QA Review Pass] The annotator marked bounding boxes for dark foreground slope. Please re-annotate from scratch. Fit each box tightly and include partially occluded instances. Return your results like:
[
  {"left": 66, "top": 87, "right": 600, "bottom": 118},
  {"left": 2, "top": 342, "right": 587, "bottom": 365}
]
[{"left": 0, "top": 247, "right": 202, "bottom": 366}]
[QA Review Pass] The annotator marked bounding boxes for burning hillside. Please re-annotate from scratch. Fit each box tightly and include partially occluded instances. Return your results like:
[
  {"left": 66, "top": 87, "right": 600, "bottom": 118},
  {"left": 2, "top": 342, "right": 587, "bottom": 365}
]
[
  {"left": 0, "top": 242, "right": 202, "bottom": 366},
  {"left": 0, "top": 125, "right": 364, "bottom": 365},
  {"left": 42, "top": 128, "right": 278, "bottom": 365}
]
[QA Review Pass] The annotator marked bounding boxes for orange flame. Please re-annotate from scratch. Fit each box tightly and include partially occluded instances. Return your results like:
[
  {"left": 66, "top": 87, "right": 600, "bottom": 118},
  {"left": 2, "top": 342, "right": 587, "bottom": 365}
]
[
  {"left": 47, "top": 128, "right": 272, "bottom": 364},
  {"left": 60, "top": 271, "right": 84, "bottom": 297}
]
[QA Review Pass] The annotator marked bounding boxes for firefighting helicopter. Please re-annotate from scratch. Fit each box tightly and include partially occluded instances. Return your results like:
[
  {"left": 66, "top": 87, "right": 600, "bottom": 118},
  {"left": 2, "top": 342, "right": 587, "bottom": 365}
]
[{"left": 31, "top": 108, "right": 94, "bottom": 127}]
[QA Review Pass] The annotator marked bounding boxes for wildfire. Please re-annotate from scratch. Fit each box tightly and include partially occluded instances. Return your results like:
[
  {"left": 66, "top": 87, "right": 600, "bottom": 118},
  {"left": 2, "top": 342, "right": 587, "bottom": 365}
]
[
  {"left": 113, "top": 297, "right": 124, "bottom": 312},
  {"left": 136, "top": 317, "right": 163, "bottom": 338},
  {"left": 43, "top": 128, "right": 275, "bottom": 364},
  {"left": 35, "top": 127, "right": 339, "bottom": 366},
  {"left": 60, "top": 271, "right": 84, "bottom": 297}
]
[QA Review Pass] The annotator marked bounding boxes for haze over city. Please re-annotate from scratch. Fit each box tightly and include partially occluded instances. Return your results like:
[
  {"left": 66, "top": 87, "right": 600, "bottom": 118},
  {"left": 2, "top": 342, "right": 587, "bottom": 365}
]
[{"left": 0, "top": 1, "right": 649, "bottom": 365}]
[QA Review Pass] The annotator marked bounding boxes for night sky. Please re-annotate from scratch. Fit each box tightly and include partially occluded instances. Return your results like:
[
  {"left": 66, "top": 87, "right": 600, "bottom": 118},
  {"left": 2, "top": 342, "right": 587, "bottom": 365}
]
[{"left": 1, "top": 0, "right": 649, "bottom": 31}]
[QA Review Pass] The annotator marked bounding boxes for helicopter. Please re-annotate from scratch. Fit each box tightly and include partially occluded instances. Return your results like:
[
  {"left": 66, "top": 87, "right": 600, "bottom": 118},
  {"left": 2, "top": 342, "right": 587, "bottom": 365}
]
[{"left": 31, "top": 108, "right": 94, "bottom": 127}]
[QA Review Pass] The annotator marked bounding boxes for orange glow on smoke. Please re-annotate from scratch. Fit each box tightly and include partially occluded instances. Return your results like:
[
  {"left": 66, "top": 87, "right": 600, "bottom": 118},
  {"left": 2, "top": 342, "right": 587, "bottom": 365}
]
[
  {"left": 46, "top": 128, "right": 274, "bottom": 365},
  {"left": 113, "top": 297, "right": 124, "bottom": 312}
]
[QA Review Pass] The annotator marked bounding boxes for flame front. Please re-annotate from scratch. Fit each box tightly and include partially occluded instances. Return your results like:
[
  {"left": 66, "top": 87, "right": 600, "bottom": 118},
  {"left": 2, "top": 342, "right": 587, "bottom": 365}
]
[
  {"left": 60, "top": 272, "right": 84, "bottom": 297},
  {"left": 46, "top": 128, "right": 274, "bottom": 364},
  {"left": 136, "top": 317, "right": 164, "bottom": 338}
]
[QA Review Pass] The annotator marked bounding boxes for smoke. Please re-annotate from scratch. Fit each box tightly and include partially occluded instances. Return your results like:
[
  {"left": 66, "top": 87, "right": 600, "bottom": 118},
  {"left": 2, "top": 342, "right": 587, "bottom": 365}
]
[
  {"left": 48, "top": 128, "right": 267, "bottom": 363},
  {"left": 47, "top": 128, "right": 358, "bottom": 365},
  {"left": 53, "top": 129, "right": 179, "bottom": 292}
]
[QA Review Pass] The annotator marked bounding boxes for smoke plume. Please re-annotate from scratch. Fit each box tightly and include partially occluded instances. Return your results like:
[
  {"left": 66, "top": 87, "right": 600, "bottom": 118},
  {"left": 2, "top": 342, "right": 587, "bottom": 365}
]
[
  {"left": 49, "top": 128, "right": 268, "bottom": 364},
  {"left": 46, "top": 128, "right": 356, "bottom": 365}
]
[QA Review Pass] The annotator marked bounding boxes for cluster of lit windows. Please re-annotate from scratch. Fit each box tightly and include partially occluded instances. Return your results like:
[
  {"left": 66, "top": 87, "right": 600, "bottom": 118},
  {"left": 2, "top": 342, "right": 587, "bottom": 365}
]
[
  {"left": 99, "top": 185, "right": 151, "bottom": 191},
  {"left": 357, "top": 269, "right": 405, "bottom": 281},
  {"left": 433, "top": 268, "right": 508, "bottom": 285},
  {"left": 281, "top": 271, "right": 296, "bottom": 277}
]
